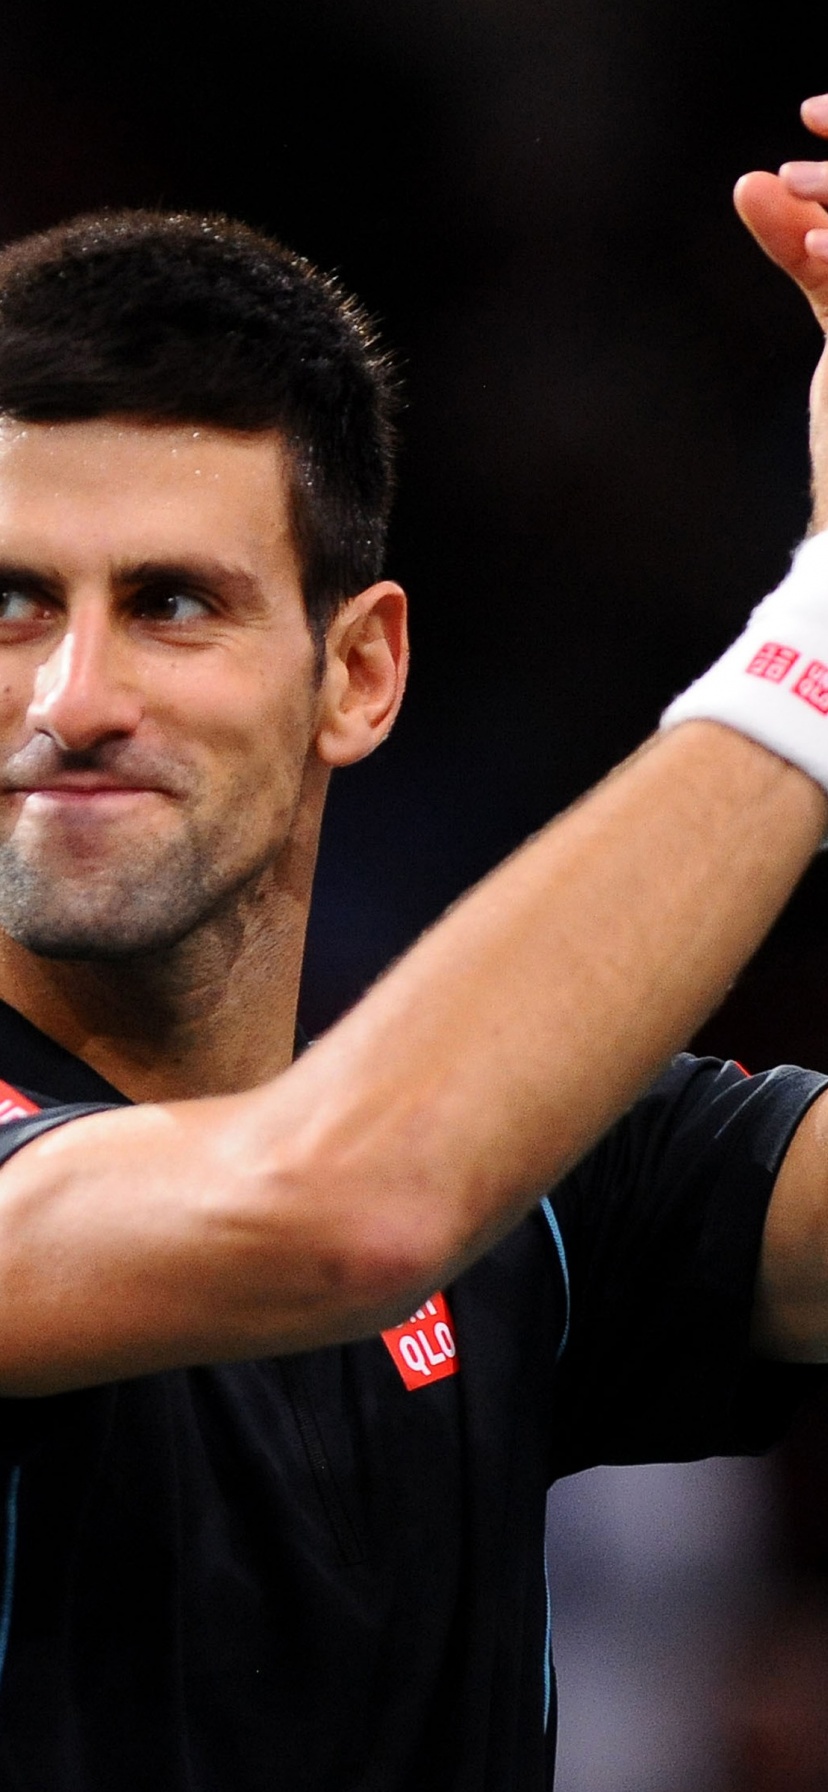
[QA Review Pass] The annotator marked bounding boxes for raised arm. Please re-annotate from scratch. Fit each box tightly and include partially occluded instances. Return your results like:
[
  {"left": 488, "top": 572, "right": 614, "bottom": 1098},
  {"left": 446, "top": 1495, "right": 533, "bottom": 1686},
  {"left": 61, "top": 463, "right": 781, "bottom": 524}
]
[
  {"left": 4, "top": 119, "right": 828, "bottom": 1394},
  {"left": 733, "top": 95, "right": 828, "bottom": 1362},
  {"left": 0, "top": 729, "right": 822, "bottom": 1394}
]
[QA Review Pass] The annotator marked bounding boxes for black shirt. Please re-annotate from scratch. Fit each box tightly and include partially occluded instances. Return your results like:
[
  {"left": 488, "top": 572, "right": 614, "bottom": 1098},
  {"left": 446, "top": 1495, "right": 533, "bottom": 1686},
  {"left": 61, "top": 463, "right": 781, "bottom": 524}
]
[{"left": 0, "top": 1000, "right": 821, "bottom": 1791}]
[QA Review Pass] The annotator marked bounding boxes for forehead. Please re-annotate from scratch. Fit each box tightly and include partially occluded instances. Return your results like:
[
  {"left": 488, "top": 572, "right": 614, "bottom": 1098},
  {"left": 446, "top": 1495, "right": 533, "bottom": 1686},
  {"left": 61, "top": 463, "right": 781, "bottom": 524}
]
[{"left": 0, "top": 417, "right": 299, "bottom": 580}]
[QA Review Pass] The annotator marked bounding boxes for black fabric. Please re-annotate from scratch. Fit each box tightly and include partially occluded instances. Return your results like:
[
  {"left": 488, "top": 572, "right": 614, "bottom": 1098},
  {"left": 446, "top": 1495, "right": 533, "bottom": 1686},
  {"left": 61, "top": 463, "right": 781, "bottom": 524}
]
[{"left": 0, "top": 1002, "right": 821, "bottom": 1791}]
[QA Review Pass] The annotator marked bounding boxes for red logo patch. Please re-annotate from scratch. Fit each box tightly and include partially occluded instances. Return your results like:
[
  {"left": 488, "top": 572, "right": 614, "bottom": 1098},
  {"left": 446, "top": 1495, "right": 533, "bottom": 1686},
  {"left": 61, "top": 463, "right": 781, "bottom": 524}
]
[
  {"left": 793, "top": 660, "right": 828, "bottom": 714},
  {"left": 0, "top": 1079, "right": 40, "bottom": 1123},
  {"left": 381, "top": 1292, "right": 459, "bottom": 1390},
  {"left": 745, "top": 642, "right": 800, "bottom": 683}
]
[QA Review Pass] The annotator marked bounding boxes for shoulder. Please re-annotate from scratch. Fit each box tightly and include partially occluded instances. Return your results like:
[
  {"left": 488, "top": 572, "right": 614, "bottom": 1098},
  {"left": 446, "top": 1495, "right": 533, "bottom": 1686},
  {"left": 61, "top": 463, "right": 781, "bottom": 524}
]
[{"left": 552, "top": 1053, "right": 828, "bottom": 1242}]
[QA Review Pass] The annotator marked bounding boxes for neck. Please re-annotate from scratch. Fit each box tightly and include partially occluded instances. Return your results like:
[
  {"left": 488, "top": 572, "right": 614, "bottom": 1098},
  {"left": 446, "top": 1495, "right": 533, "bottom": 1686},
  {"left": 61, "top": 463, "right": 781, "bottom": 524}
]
[{"left": 0, "top": 862, "right": 313, "bottom": 1101}]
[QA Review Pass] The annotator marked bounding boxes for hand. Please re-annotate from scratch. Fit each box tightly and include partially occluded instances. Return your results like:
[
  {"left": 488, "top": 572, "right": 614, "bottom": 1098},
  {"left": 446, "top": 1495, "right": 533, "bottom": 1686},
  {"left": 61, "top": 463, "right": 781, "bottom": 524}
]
[{"left": 735, "top": 96, "right": 828, "bottom": 529}]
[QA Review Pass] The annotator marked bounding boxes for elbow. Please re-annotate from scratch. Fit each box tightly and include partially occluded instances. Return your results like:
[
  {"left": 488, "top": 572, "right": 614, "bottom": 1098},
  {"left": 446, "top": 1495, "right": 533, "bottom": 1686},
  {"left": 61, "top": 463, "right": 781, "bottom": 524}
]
[
  {"left": 333, "top": 1207, "right": 453, "bottom": 1332},
  {"left": 305, "top": 1183, "right": 458, "bottom": 1339},
  {"left": 227, "top": 1071, "right": 477, "bottom": 1348},
  {"left": 248, "top": 1142, "right": 459, "bottom": 1344}
]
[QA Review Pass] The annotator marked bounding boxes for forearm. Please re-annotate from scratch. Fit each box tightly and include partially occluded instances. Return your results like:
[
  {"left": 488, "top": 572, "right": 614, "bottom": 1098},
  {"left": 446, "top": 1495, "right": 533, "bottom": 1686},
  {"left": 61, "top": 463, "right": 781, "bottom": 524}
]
[
  {"left": 274, "top": 719, "right": 825, "bottom": 1268},
  {"left": 0, "top": 718, "right": 822, "bottom": 1394}
]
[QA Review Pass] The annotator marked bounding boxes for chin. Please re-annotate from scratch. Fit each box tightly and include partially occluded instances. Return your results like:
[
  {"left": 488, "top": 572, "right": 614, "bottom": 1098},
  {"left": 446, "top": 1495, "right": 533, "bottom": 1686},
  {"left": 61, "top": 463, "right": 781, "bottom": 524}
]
[{"left": 1, "top": 905, "right": 205, "bottom": 961}]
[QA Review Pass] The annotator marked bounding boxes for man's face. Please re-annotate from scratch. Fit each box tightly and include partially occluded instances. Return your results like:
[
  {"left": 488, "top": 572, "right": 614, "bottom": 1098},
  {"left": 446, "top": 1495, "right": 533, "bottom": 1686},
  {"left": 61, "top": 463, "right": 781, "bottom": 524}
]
[{"left": 0, "top": 417, "right": 325, "bottom": 958}]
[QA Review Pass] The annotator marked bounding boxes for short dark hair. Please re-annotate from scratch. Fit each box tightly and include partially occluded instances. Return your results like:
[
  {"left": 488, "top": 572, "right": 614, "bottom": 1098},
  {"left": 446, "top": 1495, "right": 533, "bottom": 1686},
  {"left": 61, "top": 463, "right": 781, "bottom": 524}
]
[{"left": 0, "top": 209, "right": 398, "bottom": 648}]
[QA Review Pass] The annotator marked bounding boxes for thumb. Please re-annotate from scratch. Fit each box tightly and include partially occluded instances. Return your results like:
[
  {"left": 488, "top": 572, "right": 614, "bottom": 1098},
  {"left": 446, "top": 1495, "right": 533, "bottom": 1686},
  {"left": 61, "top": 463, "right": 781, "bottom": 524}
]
[{"left": 734, "top": 169, "right": 828, "bottom": 332}]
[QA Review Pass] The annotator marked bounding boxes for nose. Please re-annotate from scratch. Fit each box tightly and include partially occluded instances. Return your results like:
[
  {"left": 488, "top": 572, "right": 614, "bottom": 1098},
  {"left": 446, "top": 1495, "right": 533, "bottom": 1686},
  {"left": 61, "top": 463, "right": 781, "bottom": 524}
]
[{"left": 27, "top": 602, "right": 144, "bottom": 753}]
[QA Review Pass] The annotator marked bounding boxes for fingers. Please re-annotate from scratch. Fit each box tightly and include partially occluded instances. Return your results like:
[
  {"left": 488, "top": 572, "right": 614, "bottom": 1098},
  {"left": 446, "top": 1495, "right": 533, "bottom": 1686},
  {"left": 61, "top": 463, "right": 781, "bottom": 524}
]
[
  {"left": 732, "top": 98, "right": 828, "bottom": 330},
  {"left": 778, "top": 93, "right": 828, "bottom": 212},
  {"left": 801, "top": 94, "right": 828, "bottom": 141},
  {"left": 734, "top": 170, "right": 828, "bottom": 328},
  {"left": 779, "top": 161, "right": 828, "bottom": 204},
  {"left": 739, "top": 96, "right": 828, "bottom": 532},
  {"left": 778, "top": 159, "right": 828, "bottom": 266},
  {"left": 775, "top": 94, "right": 828, "bottom": 281}
]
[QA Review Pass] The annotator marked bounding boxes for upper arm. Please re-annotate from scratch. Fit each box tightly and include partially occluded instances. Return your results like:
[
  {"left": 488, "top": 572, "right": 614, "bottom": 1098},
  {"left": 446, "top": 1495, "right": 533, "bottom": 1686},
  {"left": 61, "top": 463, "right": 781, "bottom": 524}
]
[
  {"left": 0, "top": 1086, "right": 448, "bottom": 1397},
  {"left": 754, "top": 1087, "right": 828, "bottom": 1361}
]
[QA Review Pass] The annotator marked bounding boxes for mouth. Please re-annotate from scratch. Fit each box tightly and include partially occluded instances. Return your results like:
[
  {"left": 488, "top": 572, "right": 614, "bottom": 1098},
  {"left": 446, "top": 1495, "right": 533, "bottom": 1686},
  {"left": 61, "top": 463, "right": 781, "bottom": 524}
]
[
  {"left": 20, "top": 786, "right": 157, "bottom": 801},
  {"left": 5, "top": 782, "right": 170, "bottom": 815}
]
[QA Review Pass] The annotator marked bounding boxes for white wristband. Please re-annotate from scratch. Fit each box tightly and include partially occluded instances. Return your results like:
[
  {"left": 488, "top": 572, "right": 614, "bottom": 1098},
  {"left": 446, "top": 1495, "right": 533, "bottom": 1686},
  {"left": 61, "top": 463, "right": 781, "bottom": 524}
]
[{"left": 660, "top": 531, "right": 828, "bottom": 792}]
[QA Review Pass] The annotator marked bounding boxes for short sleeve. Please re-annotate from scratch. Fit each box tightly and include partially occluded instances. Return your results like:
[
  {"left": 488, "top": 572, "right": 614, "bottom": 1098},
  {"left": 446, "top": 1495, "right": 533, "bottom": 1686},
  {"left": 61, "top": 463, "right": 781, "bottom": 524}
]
[
  {"left": 0, "top": 1102, "right": 123, "bottom": 1465},
  {"left": 547, "top": 1054, "right": 828, "bottom": 1476}
]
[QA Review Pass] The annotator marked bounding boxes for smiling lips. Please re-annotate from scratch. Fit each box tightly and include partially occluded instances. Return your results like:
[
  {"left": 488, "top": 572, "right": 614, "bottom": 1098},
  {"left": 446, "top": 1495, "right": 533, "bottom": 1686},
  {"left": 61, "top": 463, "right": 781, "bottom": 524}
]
[
  {"left": 5, "top": 768, "right": 174, "bottom": 795},
  {"left": 6, "top": 777, "right": 169, "bottom": 808},
  {"left": 23, "top": 787, "right": 155, "bottom": 800}
]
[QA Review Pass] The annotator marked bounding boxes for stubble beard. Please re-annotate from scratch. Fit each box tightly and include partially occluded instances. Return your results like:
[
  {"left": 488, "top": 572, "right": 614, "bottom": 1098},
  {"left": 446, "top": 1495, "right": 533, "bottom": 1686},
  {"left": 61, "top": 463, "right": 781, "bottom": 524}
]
[
  {"left": 0, "top": 715, "right": 318, "bottom": 964},
  {"left": 0, "top": 826, "right": 250, "bottom": 961}
]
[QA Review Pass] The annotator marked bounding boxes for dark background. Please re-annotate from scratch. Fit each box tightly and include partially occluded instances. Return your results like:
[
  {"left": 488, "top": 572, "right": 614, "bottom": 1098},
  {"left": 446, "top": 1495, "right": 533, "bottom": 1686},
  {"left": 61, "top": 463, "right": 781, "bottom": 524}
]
[
  {"left": 2, "top": 0, "right": 826, "bottom": 1061},
  {"left": 8, "top": 11, "right": 828, "bottom": 1784}
]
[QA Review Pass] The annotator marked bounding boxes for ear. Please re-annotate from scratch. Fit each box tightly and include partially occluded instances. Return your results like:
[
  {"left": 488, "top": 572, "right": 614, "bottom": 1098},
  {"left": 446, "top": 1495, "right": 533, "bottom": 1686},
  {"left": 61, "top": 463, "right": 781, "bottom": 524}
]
[{"left": 314, "top": 581, "right": 409, "bottom": 768}]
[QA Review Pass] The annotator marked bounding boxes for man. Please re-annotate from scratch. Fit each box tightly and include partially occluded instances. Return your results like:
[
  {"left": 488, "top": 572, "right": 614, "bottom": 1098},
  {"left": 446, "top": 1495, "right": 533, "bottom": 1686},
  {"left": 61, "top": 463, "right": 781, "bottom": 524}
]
[{"left": 0, "top": 100, "right": 826, "bottom": 1791}]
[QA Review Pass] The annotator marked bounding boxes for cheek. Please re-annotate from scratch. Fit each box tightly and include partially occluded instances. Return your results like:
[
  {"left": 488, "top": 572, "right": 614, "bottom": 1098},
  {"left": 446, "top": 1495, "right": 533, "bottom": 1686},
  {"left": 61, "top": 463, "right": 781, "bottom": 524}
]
[
  {"left": 0, "top": 665, "right": 38, "bottom": 746},
  {"left": 194, "top": 675, "right": 318, "bottom": 818}
]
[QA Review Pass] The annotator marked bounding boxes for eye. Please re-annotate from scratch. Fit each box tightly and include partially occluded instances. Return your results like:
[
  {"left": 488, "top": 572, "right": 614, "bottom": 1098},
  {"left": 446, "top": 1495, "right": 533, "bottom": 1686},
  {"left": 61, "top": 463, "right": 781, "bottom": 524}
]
[
  {"left": 0, "top": 585, "right": 52, "bottom": 623},
  {"left": 132, "top": 586, "right": 211, "bottom": 625}
]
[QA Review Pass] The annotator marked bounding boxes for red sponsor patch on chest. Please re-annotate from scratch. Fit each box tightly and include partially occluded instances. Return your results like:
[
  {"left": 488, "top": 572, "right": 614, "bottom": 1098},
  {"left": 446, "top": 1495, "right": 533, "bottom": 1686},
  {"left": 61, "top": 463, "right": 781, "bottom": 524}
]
[
  {"left": 381, "top": 1292, "right": 459, "bottom": 1390},
  {"left": 0, "top": 1079, "right": 40, "bottom": 1123}
]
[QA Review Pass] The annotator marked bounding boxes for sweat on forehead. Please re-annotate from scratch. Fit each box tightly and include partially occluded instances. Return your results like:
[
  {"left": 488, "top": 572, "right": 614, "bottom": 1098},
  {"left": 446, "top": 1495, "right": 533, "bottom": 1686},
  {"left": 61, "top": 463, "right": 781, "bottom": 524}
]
[
  {"left": 0, "top": 207, "right": 400, "bottom": 643},
  {"left": 0, "top": 422, "right": 303, "bottom": 610}
]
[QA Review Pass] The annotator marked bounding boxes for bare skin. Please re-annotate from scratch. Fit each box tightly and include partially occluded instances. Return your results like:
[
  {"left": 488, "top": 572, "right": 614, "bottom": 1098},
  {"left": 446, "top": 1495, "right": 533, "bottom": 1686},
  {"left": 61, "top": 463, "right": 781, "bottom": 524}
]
[
  {"left": 735, "top": 94, "right": 828, "bottom": 530},
  {"left": 0, "top": 720, "right": 821, "bottom": 1393},
  {"left": 0, "top": 421, "right": 407, "bottom": 1099},
  {"left": 1, "top": 115, "right": 828, "bottom": 1393},
  {"left": 733, "top": 96, "right": 828, "bottom": 1356}
]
